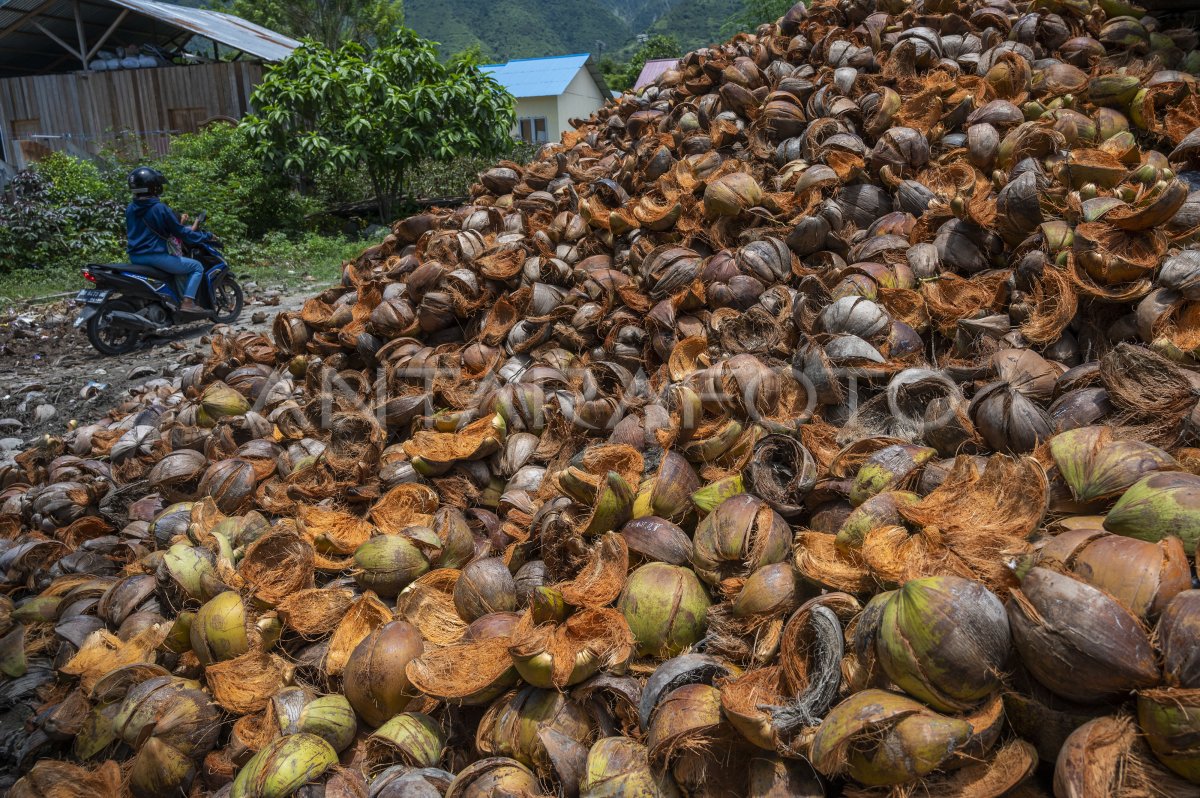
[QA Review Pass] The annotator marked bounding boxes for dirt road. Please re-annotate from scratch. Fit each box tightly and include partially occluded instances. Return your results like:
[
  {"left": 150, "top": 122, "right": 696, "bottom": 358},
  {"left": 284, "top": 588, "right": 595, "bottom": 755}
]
[{"left": 0, "top": 287, "right": 316, "bottom": 450}]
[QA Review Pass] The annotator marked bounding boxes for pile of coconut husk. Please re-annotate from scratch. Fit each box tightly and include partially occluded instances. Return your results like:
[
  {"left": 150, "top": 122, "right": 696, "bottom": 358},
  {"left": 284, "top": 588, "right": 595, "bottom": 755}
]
[{"left": 5, "top": 0, "right": 1200, "bottom": 796}]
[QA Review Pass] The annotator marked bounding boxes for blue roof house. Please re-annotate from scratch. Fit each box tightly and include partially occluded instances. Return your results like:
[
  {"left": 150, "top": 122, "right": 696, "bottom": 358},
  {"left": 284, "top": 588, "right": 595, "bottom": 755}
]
[{"left": 482, "top": 53, "right": 610, "bottom": 145}]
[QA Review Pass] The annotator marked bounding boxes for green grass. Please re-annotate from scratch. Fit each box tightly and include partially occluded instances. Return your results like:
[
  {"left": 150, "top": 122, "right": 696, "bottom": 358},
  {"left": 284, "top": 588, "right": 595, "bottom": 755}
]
[{"left": 0, "top": 232, "right": 378, "bottom": 304}]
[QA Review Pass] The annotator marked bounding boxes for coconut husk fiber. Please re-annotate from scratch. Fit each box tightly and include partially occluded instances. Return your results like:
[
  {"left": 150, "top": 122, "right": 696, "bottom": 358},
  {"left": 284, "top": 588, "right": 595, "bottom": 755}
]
[
  {"left": 276, "top": 587, "right": 356, "bottom": 638},
  {"left": 205, "top": 650, "right": 289, "bottom": 713},
  {"left": 508, "top": 607, "right": 634, "bottom": 688},
  {"left": 395, "top": 569, "right": 468, "bottom": 646},
  {"left": 325, "top": 592, "right": 392, "bottom": 676},
  {"left": 238, "top": 526, "right": 316, "bottom": 606},
  {"left": 884, "top": 455, "right": 1048, "bottom": 594},
  {"left": 405, "top": 636, "right": 515, "bottom": 703},
  {"left": 557, "top": 532, "right": 629, "bottom": 608},
  {"left": 60, "top": 625, "right": 166, "bottom": 693},
  {"left": 369, "top": 483, "right": 438, "bottom": 534},
  {"left": 8, "top": 760, "right": 123, "bottom": 798},
  {"left": 299, "top": 505, "right": 376, "bottom": 556}
]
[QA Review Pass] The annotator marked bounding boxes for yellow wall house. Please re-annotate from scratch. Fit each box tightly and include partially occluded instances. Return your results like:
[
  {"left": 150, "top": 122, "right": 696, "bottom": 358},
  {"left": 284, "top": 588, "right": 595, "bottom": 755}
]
[{"left": 482, "top": 53, "right": 610, "bottom": 144}]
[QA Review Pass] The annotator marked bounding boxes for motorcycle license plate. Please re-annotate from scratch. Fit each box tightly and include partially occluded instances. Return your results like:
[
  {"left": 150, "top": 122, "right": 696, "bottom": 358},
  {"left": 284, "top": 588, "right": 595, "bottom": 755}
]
[{"left": 75, "top": 289, "right": 110, "bottom": 304}]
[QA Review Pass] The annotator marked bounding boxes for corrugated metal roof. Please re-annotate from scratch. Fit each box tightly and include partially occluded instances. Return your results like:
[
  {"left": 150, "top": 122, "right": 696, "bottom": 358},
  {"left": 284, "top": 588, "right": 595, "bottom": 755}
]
[
  {"left": 107, "top": 0, "right": 298, "bottom": 61},
  {"left": 482, "top": 53, "right": 593, "bottom": 98},
  {"left": 0, "top": 0, "right": 296, "bottom": 77},
  {"left": 633, "top": 57, "right": 678, "bottom": 91}
]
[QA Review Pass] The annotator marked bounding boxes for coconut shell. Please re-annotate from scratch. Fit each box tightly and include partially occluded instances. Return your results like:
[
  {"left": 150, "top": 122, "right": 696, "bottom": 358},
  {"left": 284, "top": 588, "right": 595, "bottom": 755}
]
[
  {"left": 343, "top": 620, "right": 425, "bottom": 728},
  {"left": 1007, "top": 567, "right": 1160, "bottom": 705}
]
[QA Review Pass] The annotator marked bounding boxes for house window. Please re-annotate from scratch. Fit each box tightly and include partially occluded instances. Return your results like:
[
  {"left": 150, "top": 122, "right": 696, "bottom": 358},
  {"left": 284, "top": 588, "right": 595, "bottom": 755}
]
[{"left": 518, "top": 117, "right": 549, "bottom": 144}]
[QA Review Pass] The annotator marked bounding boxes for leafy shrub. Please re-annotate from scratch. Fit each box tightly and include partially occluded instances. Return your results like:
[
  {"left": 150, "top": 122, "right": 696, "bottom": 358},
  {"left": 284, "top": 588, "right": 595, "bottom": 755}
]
[
  {"left": 0, "top": 163, "right": 123, "bottom": 274},
  {"left": 146, "top": 123, "right": 317, "bottom": 243}
]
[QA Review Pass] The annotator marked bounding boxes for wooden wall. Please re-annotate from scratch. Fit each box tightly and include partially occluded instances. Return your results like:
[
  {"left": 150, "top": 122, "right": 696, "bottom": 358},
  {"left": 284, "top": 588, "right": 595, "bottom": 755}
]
[{"left": 0, "top": 61, "right": 264, "bottom": 168}]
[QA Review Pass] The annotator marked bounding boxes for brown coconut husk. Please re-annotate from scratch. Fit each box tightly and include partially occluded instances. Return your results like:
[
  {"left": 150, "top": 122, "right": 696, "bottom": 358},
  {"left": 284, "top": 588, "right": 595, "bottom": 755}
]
[
  {"left": 508, "top": 607, "right": 634, "bottom": 688},
  {"left": 298, "top": 505, "right": 376, "bottom": 556},
  {"left": 402, "top": 415, "right": 501, "bottom": 465},
  {"left": 888, "top": 455, "right": 1048, "bottom": 594},
  {"left": 704, "top": 602, "right": 785, "bottom": 667},
  {"left": 395, "top": 569, "right": 467, "bottom": 646},
  {"left": 719, "top": 665, "right": 788, "bottom": 752},
  {"left": 843, "top": 738, "right": 1038, "bottom": 798},
  {"left": 324, "top": 591, "right": 393, "bottom": 676},
  {"left": 369, "top": 483, "right": 439, "bottom": 534},
  {"left": 276, "top": 587, "right": 355, "bottom": 638},
  {"left": 1020, "top": 267, "right": 1078, "bottom": 345},
  {"left": 405, "top": 635, "right": 516, "bottom": 703},
  {"left": 1100, "top": 343, "right": 1198, "bottom": 446},
  {"left": 576, "top": 444, "right": 645, "bottom": 495},
  {"left": 230, "top": 710, "right": 277, "bottom": 758},
  {"left": 557, "top": 532, "right": 629, "bottom": 608},
  {"left": 793, "top": 531, "right": 875, "bottom": 594},
  {"left": 921, "top": 272, "right": 1010, "bottom": 335},
  {"left": 8, "top": 759, "right": 123, "bottom": 798},
  {"left": 205, "top": 650, "right": 289, "bottom": 713},
  {"left": 238, "top": 527, "right": 316, "bottom": 607},
  {"left": 60, "top": 625, "right": 166, "bottom": 693},
  {"left": 58, "top": 516, "right": 115, "bottom": 549},
  {"left": 1054, "top": 715, "right": 1196, "bottom": 798}
]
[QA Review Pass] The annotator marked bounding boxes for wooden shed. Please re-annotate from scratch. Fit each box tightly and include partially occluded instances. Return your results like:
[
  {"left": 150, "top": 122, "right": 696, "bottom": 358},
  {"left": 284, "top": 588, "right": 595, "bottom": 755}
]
[{"left": 0, "top": 0, "right": 298, "bottom": 171}]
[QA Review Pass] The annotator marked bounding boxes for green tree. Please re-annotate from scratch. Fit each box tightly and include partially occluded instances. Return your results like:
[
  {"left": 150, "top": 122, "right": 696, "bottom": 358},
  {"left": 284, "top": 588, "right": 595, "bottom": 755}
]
[
  {"left": 241, "top": 31, "right": 515, "bottom": 222},
  {"left": 227, "top": 0, "right": 404, "bottom": 50},
  {"left": 607, "top": 34, "right": 681, "bottom": 93},
  {"left": 722, "top": 0, "right": 801, "bottom": 36}
]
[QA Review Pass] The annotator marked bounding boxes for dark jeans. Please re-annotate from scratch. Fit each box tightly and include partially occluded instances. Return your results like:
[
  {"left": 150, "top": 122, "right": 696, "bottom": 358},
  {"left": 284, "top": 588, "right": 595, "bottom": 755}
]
[{"left": 129, "top": 253, "right": 203, "bottom": 299}]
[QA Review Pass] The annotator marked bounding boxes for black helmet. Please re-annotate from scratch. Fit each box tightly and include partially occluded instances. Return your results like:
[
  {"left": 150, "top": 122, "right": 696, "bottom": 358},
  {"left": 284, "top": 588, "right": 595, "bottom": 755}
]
[{"left": 128, "top": 166, "right": 166, "bottom": 196}]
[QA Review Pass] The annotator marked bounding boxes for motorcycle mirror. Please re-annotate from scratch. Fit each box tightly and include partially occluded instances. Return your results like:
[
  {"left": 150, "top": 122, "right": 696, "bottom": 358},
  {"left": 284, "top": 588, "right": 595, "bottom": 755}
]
[{"left": 193, "top": 211, "right": 207, "bottom": 231}]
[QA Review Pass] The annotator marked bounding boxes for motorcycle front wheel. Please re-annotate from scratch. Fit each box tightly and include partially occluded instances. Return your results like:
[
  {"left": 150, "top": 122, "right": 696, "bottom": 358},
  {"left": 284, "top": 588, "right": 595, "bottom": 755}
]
[
  {"left": 86, "top": 297, "right": 143, "bottom": 356},
  {"left": 212, "top": 278, "right": 244, "bottom": 324}
]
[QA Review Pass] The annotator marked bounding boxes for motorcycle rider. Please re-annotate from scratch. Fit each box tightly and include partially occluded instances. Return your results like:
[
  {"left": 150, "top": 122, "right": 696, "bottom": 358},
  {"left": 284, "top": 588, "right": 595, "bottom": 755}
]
[{"left": 125, "top": 166, "right": 212, "bottom": 319}]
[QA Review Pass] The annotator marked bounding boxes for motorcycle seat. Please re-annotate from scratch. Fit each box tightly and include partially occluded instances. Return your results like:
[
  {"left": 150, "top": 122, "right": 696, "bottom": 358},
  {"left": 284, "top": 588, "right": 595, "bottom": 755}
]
[{"left": 90, "top": 262, "right": 168, "bottom": 279}]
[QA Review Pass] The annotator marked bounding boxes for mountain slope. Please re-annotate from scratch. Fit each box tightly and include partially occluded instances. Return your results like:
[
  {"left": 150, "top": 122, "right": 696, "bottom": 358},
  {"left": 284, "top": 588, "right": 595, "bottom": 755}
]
[
  {"left": 643, "top": 0, "right": 741, "bottom": 50},
  {"left": 406, "top": 0, "right": 741, "bottom": 61},
  {"left": 405, "top": 0, "right": 634, "bottom": 61}
]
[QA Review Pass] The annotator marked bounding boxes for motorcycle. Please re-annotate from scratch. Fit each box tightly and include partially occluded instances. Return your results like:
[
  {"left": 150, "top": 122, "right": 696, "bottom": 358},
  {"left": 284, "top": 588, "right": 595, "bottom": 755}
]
[{"left": 74, "top": 212, "right": 244, "bottom": 355}]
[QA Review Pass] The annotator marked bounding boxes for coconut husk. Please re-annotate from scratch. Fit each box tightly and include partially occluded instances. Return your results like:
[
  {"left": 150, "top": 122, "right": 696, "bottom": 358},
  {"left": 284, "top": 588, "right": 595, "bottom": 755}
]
[
  {"left": 8, "top": 759, "right": 123, "bottom": 798},
  {"left": 325, "top": 592, "right": 393, "bottom": 676},
  {"left": 508, "top": 607, "right": 634, "bottom": 688},
  {"left": 298, "top": 505, "right": 376, "bottom": 556},
  {"left": 557, "top": 532, "right": 629, "bottom": 608},
  {"left": 1054, "top": 715, "right": 1196, "bottom": 798},
  {"left": 276, "top": 587, "right": 355, "bottom": 638},
  {"left": 704, "top": 603, "right": 785, "bottom": 667},
  {"left": 205, "top": 649, "right": 289, "bottom": 713},
  {"left": 395, "top": 569, "right": 467, "bottom": 646},
  {"left": 369, "top": 483, "right": 439, "bottom": 534},
  {"left": 405, "top": 636, "right": 516, "bottom": 703},
  {"left": 402, "top": 415, "right": 501, "bottom": 465},
  {"left": 230, "top": 710, "right": 276, "bottom": 758},
  {"left": 60, "top": 625, "right": 166, "bottom": 693},
  {"left": 1020, "top": 267, "right": 1078, "bottom": 345},
  {"left": 886, "top": 455, "right": 1047, "bottom": 594},
  {"left": 844, "top": 738, "right": 1038, "bottom": 798},
  {"left": 58, "top": 516, "right": 115, "bottom": 549},
  {"left": 238, "top": 527, "right": 316, "bottom": 607},
  {"left": 719, "top": 665, "right": 787, "bottom": 752},
  {"left": 793, "top": 531, "right": 875, "bottom": 594},
  {"left": 1100, "top": 343, "right": 1198, "bottom": 446},
  {"left": 921, "top": 272, "right": 1010, "bottom": 336}
]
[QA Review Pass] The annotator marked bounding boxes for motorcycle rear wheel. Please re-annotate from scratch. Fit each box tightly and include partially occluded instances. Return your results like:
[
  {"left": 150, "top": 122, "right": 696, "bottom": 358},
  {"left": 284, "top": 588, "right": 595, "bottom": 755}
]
[
  {"left": 86, "top": 297, "right": 143, "bottom": 356},
  {"left": 212, "top": 278, "right": 244, "bottom": 324}
]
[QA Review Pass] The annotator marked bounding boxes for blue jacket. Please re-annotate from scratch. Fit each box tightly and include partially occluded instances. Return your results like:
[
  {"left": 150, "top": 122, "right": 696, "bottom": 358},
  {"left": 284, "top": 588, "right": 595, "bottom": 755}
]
[{"left": 126, "top": 197, "right": 208, "bottom": 257}]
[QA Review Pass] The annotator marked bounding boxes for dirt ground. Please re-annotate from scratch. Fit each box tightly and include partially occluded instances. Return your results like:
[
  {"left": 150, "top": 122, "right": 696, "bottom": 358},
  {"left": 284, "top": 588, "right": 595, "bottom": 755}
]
[{"left": 0, "top": 284, "right": 317, "bottom": 451}]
